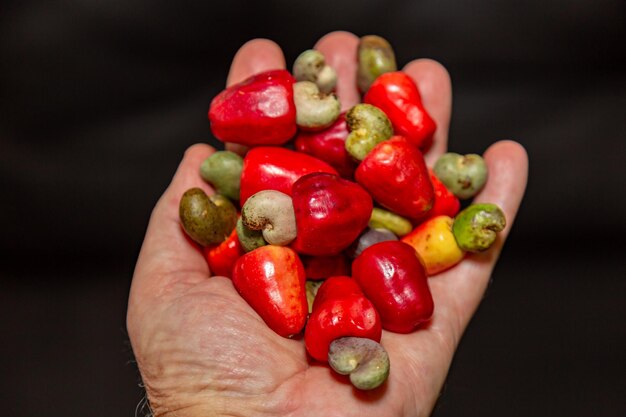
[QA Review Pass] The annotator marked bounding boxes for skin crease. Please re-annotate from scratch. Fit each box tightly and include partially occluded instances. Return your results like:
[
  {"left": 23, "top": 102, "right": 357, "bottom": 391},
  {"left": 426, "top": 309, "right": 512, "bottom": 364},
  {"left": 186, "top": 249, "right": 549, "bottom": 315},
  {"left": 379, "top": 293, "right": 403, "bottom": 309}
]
[{"left": 126, "top": 31, "right": 528, "bottom": 417}]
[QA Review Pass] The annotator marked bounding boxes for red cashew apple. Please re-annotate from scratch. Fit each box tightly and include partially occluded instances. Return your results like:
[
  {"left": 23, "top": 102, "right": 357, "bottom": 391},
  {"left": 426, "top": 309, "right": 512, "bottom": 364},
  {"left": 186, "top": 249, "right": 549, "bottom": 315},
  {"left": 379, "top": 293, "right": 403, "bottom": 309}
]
[
  {"left": 412, "top": 169, "right": 461, "bottom": 223},
  {"left": 355, "top": 136, "right": 434, "bottom": 219},
  {"left": 301, "top": 254, "right": 350, "bottom": 280},
  {"left": 305, "top": 276, "right": 382, "bottom": 362},
  {"left": 352, "top": 240, "right": 434, "bottom": 333},
  {"left": 209, "top": 70, "right": 297, "bottom": 146},
  {"left": 208, "top": 69, "right": 297, "bottom": 147},
  {"left": 294, "top": 112, "right": 357, "bottom": 178},
  {"left": 310, "top": 275, "right": 364, "bottom": 312},
  {"left": 203, "top": 227, "right": 244, "bottom": 278},
  {"left": 239, "top": 146, "right": 338, "bottom": 205},
  {"left": 291, "top": 172, "right": 373, "bottom": 256},
  {"left": 232, "top": 245, "right": 308, "bottom": 338},
  {"left": 427, "top": 169, "right": 461, "bottom": 219},
  {"left": 364, "top": 71, "right": 436, "bottom": 150}
]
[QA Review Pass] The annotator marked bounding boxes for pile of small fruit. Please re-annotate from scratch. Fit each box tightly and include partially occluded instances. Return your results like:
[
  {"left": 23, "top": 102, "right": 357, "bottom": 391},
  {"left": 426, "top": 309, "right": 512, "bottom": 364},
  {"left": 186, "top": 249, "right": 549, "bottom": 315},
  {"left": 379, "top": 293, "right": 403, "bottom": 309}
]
[{"left": 178, "top": 35, "right": 505, "bottom": 390}]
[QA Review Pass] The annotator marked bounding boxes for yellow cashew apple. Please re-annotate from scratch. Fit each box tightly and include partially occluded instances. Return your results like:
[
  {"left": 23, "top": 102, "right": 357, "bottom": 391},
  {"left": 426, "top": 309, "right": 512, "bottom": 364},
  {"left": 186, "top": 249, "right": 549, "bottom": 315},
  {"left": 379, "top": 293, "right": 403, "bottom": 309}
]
[{"left": 401, "top": 215, "right": 465, "bottom": 275}]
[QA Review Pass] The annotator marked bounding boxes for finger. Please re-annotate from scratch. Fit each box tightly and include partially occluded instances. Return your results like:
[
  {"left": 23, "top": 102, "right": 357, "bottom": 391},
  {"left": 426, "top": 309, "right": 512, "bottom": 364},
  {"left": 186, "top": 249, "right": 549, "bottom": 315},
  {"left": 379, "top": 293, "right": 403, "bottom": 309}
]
[
  {"left": 382, "top": 141, "right": 527, "bottom": 402},
  {"left": 403, "top": 59, "right": 452, "bottom": 166},
  {"left": 428, "top": 140, "right": 529, "bottom": 341},
  {"left": 227, "top": 38, "right": 286, "bottom": 87},
  {"left": 131, "top": 143, "right": 216, "bottom": 301},
  {"left": 314, "top": 31, "right": 360, "bottom": 112}
]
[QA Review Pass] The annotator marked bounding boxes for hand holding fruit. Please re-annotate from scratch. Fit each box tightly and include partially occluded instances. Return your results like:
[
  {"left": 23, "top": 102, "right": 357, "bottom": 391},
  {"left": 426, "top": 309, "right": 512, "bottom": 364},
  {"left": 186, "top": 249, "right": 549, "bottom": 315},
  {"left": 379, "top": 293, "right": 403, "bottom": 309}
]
[{"left": 127, "top": 32, "right": 528, "bottom": 417}]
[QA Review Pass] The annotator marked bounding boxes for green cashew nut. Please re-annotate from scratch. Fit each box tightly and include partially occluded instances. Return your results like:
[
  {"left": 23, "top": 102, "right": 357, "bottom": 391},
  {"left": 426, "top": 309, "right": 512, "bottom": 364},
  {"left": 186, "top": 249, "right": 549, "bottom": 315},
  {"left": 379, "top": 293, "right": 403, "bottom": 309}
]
[
  {"left": 369, "top": 207, "right": 413, "bottom": 237},
  {"left": 236, "top": 216, "right": 267, "bottom": 253},
  {"left": 345, "top": 104, "right": 393, "bottom": 160},
  {"left": 328, "top": 337, "right": 390, "bottom": 390},
  {"left": 453, "top": 203, "right": 506, "bottom": 252},
  {"left": 434, "top": 152, "right": 488, "bottom": 200},
  {"left": 200, "top": 151, "right": 243, "bottom": 201},
  {"left": 294, "top": 81, "right": 341, "bottom": 131},
  {"left": 357, "top": 35, "right": 397, "bottom": 94},
  {"left": 241, "top": 190, "right": 297, "bottom": 246},
  {"left": 293, "top": 49, "right": 337, "bottom": 94},
  {"left": 179, "top": 188, "right": 238, "bottom": 246}
]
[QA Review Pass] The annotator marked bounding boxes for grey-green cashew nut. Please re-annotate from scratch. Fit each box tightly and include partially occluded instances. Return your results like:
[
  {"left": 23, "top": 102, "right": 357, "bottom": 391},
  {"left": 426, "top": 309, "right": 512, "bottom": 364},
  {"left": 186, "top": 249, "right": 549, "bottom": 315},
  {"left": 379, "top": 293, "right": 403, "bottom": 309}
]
[
  {"left": 294, "top": 81, "right": 341, "bottom": 131},
  {"left": 293, "top": 49, "right": 337, "bottom": 94},
  {"left": 328, "top": 337, "right": 390, "bottom": 390},
  {"left": 434, "top": 153, "right": 488, "bottom": 200},
  {"left": 241, "top": 190, "right": 297, "bottom": 246}
]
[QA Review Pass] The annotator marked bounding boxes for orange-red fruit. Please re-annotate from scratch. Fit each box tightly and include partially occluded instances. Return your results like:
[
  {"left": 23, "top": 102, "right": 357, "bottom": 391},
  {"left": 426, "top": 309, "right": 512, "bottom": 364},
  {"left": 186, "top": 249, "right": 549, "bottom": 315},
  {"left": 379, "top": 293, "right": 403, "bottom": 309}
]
[
  {"left": 232, "top": 245, "right": 308, "bottom": 337},
  {"left": 402, "top": 215, "right": 465, "bottom": 275}
]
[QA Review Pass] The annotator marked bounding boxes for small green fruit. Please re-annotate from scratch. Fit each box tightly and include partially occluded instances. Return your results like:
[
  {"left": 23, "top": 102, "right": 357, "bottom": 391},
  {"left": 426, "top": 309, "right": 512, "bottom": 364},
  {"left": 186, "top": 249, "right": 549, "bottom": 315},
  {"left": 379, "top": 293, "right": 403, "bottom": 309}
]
[
  {"left": 369, "top": 207, "right": 413, "bottom": 237},
  {"left": 200, "top": 151, "right": 243, "bottom": 201},
  {"left": 305, "top": 280, "right": 324, "bottom": 314}
]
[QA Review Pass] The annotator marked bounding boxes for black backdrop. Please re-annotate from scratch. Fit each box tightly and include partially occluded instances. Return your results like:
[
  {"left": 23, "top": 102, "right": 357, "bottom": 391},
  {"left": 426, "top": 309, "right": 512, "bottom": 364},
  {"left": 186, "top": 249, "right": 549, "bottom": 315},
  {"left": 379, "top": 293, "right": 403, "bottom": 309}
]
[{"left": 1, "top": 1, "right": 624, "bottom": 415}]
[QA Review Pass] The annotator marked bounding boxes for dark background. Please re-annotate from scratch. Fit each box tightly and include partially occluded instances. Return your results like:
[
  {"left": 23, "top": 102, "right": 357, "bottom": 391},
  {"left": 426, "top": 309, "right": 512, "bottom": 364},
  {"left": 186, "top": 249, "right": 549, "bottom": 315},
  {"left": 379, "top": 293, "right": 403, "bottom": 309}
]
[{"left": 1, "top": 0, "right": 625, "bottom": 415}]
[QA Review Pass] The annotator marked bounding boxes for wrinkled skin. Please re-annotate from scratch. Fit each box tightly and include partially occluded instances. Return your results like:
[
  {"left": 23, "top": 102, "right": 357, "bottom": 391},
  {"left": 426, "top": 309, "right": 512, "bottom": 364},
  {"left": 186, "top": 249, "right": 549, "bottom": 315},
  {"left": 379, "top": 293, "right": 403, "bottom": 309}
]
[{"left": 127, "top": 31, "right": 528, "bottom": 417}]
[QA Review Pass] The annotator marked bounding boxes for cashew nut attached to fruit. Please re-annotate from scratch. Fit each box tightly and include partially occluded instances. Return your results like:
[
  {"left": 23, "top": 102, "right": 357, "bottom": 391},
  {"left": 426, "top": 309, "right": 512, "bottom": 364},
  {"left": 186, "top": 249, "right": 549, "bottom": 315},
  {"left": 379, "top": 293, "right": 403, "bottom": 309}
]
[
  {"left": 179, "top": 188, "right": 238, "bottom": 246},
  {"left": 434, "top": 153, "right": 488, "bottom": 200},
  {"left": 293, "top": 49, "right": 337, "bottom": 94},
  {"left": 345, "top": 103, "right": 393, "bottom": 161},
  {"left": 241, "top": 190, "right": 297, "bottom": 246},
  {"left": 453, "top": 203, "right": 506, "bottom": 252},
  {"left": 357, "top": 35, "right": 397, "bottom": 94},
  {"left": 294, "top": 81, "right": 341, "bottom": 131},
  {"left": 328, "top": 336, "right": 390, "bottom": 390}
]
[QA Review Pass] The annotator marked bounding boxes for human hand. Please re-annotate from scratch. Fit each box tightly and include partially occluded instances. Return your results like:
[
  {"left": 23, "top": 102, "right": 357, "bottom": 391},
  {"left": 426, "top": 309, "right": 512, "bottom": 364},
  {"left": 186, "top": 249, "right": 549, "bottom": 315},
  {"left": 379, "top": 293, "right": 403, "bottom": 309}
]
[{"left": 127, "top": 31, "right": 528, "bottom": 417}]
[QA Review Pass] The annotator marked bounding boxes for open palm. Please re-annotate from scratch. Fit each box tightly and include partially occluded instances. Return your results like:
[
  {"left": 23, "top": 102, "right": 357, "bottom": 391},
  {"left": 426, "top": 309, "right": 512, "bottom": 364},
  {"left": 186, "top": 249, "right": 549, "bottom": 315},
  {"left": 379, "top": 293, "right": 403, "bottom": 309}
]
[{"left": 127, "top": 31, "right": 528, "bottom": 417}]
